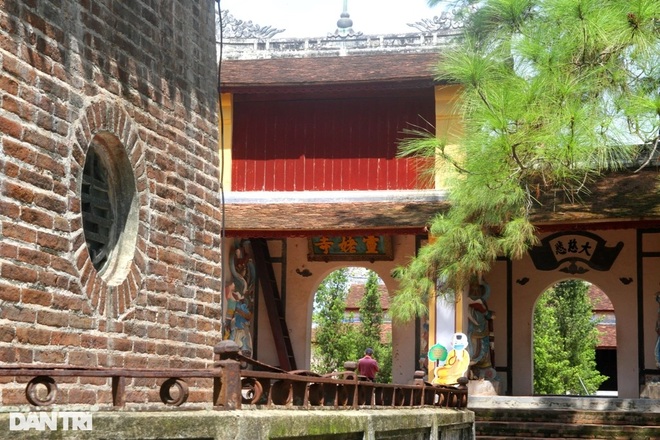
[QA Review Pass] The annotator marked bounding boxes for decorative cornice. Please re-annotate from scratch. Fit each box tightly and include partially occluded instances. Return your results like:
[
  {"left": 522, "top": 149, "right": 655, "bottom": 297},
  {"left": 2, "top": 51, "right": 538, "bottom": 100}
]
[
  {"left": 407, "top": 10, "right": 465, "bottom": 32},
  {"left": 220, "top": 10, "right": 285, "bottom": 39}
]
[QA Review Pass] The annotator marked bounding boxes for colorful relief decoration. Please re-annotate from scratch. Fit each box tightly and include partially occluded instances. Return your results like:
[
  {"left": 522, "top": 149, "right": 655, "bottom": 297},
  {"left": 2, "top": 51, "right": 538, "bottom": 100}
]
[
  {"left": 224, "top": 238, "right": 256, "bottom": 357},
  {"left": 419, "top": 315, "right": 430, "bottom": 371},
  {"left": 656, "top": 293, "right": 660, "bottom": 368},
  {"left": 528, "top": 231, "right": 623, "bottom": 274},
  {"left": 430, "top": 332, "right": 470, "bottom": 385},
  {"left": 467, "top": 275, "right": 497, "bottom": 380},
  {"left": 308, "top": 235, "right": 393, "bottom": 261}
]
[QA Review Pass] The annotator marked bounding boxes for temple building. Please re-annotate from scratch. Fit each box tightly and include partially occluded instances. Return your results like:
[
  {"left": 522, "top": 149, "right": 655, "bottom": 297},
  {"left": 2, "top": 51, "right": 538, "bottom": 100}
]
[{"left": 218, "top": 5, "right": 660, "bottom": 398}]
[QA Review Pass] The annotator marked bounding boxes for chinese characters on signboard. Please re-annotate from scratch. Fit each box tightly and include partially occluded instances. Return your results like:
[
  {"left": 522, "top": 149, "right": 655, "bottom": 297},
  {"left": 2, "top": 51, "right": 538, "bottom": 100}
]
[
  {"left": 552, "top": 237, "right": 593, "bottom": 257},
  {"left": 308, "top": 235, "right": 393, "bottom": 261},
  {"left": 529, "top": 231, "right": 623, "bottom": 274}
]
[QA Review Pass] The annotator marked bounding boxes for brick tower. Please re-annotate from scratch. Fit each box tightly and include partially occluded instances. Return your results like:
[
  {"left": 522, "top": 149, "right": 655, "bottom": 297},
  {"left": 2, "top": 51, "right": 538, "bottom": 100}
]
[{"left": 0, "top": 0, "right": 221, "bottom": 405}]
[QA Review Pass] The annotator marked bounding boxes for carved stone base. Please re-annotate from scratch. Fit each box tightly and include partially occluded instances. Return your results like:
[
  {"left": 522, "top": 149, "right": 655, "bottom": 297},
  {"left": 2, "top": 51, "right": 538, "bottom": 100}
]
[
  {"left": 640, "top": 382, "right": 660, "bottom": 399},
  {"left": 468, "top": 379, "right": 500, "bottom": 396}
]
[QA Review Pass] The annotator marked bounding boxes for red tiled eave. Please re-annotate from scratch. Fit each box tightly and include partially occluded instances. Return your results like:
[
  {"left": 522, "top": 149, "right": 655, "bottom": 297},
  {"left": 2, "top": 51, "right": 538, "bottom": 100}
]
[
  {"left": 219, "top": 52, "right": 442, "bottom": 90},
  {"left": 223, "top": 199, "right": 447, "bottom": 238}
]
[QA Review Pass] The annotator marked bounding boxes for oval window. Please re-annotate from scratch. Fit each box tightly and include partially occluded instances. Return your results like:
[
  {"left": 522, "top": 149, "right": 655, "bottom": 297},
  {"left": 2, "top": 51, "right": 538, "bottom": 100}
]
[{"left": 80, "top": 132, "right": 138, "bottom": 286}]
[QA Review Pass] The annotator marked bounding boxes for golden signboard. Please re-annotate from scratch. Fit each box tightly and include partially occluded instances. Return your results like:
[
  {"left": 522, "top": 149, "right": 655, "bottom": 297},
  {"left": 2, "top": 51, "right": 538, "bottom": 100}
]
[{"left": 308, "top": 235, "right": 393, "bottom": 261}]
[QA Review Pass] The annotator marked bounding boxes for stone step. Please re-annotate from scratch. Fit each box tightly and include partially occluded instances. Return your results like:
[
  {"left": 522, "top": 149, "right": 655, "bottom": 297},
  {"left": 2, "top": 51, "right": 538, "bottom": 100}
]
[
  {"left": 471, "top": 397, "right": 660, "bottom": 440},
  {"left": 469, "top": 395, "right": 660, "bottom": 413},
  {"left": 473, "top": 407, "right": 660, "bottom": 426},
  {"left": 477, "top": 437, "right": 573, "bottom": 440},
  {"left": 476, "top": 420, "right": 660, "bottom": 439}
]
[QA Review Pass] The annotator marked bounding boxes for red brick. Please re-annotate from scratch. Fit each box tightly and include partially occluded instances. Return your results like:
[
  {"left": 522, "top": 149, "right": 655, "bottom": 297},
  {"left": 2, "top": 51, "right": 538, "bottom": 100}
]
[
  {"left": 0, "top": 200, "right": 20, "bottom": 219},
  {"left": 23, "top": 9, "right": 47, "bottom": 34},
  {"left": 14, "top": 347, "right": 34, "bottom": 363},
  {"left": 133, "top": 377, "right": 157, "bottom": 388},
  {"left": 53, "top": 215, "right": 70, "bottom": 232},
  {"left": 1, "top": 262, "right": 38, "bottom": 283},
  {"left": 2, "top": 138, "right": 34, "bottom": 162},
  {"left": 146, "top": 325, "right": 167, "bottom": 339},
  {"left": 0, "top": 326, "right": 16, "bottom": 342},
  {"left": 108, "top": 337, "right": 132, "bottom": 352},
  {"left": 68, "top": 350, "right": 98, "bottom": 366},
  {"left": 36, "top": 230, "right": 68, "bottom": 251},
  {"left": 133, "top": 340, "right": 156, "bottom": 354},
  {"left": 18, "top": 166, "right": 54, "bottom": 190},
  {"left": 51, "top": 293, "right": 85, "bottom": 312},
  {"left": 15, "top": 327, "right": 51, "bottom": 345},
  {"left": 51, "top": 332, "right": 81, "bottom": 347},
  {"left": 2, "top": 223, "right": 37, "bottom": 243},
  {"left": 124, "top": 355, "right": 148, "bottom": 369},
  {"left": 80, "top": 376, "right": 109, "bottom": 386},
  {"left": 36, "top": 309, "right": 69, "bottom": 327},
  {"left": 2, "top": 93, "right": 21, "bottom": 116},
  {"left": 145, "top": 356, "right": 169, "bottom": 369},
  {"left": 33, "top": 348, "right": 66, "bottom": 363},
  {"left": 124, "top": 389, "right": 149, "bottom": 404},
  {"left": 68, "top": 314, "right": 95, "bottom": 330},
  {"left": 0, "top": 74, "right": 19, "bottom": 94},
  {"left": 0, "top": 283, "right": 20, "bottom": 301},
  {"left": 22, "top": 287, "right": 53, "bottom": 306},
  {"left": 2, "top": 386, "right": 28, "bottom": 405},
  {"left": 4, "top": 181, "right": 36, "bottom": 204},
  {"left": 34, "top": 151, "right": 65, "bottom": 175},
  {"left": 0, "top": 347, "right": 18, "bottom": 362},
  {"left": 23, "top": 129, "right": 53, "bottom": 150},
  {"left": 197, "top": 319, "right": 213, "bottom": 332},
  {"left": 96, "top": 389, "right": 114, "bottom": 404},
  {"left": 0, "top": 114, "right": 22, "bottom": 138},
  {"left": 33, "top": 192, "right": 67, "bottom": 214},
  {"left": 38, "top": 271, "right": 73, "bottom": 290},
  {"left": 3, "top": 161, "right": 18, "bottom": 177},
  {"left": 0, "top": 304, "right": 36, "bottom": 323},
  {"left": 67, "top": 388, "right": 97, "bottom": 405},
  {"left": 17, "top": 246, "right": 52, "bottom": 266},
  {"left": 81, "top": 334, "right": 108, "bottom": 349}
]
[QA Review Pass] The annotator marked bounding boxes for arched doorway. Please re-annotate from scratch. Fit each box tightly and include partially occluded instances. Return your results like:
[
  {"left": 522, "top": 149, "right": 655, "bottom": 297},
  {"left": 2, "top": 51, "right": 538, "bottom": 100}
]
[
  {"left": 532, "top": 279, "right": 617, "bottom": 396},
  {"left": 309, "top": 266, "right": 392, "bottom": 382}
]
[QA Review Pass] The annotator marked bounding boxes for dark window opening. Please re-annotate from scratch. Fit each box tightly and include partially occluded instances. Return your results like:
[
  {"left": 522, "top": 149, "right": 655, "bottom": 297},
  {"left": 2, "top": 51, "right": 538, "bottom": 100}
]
[{"left": 81, "top": 146, "right": 115, "bottom": 271}]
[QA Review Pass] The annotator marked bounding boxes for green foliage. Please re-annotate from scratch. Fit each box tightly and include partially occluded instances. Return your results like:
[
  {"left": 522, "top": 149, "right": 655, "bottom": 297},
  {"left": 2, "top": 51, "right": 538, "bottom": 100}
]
[
  {"left": 392, "top": 0, "right": 660, "bottom": 320},
  {"left": 312, "top": 268, "right": 359, "bottom": 374},
  {"left": 357, "top": 271, "right": 392, "bottom": 383},
  {"left": 533, "top": 280, "right": 607, "bottom": 395},
  {"left": 359, "top": 270, "right": 384, "bottom": 344},
  {"left": 372, "top": 339, "right": 393, "bottom": 383},
  {"left": 313, "top": 269, "right": 393, "bottom": 382}
]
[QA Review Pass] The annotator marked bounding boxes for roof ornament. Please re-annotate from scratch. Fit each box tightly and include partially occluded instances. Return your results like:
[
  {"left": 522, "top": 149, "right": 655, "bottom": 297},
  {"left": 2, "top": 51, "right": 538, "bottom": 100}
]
[
  {"left": 219, "top": 10, "right": 286, "bottom": 39},
  {"left": 331, "top": 0, "right": 362, "bottom": 38},
  {"left": 407, "top": 9, "right": 466, "bottom": 32}
]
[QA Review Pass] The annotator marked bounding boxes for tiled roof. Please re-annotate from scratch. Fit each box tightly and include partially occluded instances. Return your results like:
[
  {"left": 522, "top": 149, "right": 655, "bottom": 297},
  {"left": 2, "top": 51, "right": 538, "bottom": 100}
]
[
  {"left": 223, "top": 169, "right": 660, "bottom": 235},
  {"left": 531, "top": 168, "right": 660, "bottom": 228},
  {"left": 345, "top": 284, "right": 390, "bottom": 310},
  {"left": 589, "top": 285, "right": 613, "bottom": 311},
  {"left": 219, "top": 52, "right": 441, "bottom": 90},
  {"left": 223, "top": 199, "right": 447, "bottom": 237},
  {"left": 596, "top": 323, "right": 617, "bottom": 348}
]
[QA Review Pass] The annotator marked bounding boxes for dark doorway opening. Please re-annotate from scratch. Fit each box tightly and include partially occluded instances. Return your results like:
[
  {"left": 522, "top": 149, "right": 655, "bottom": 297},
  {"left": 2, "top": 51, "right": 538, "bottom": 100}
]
[{"left": 595, "top": 348, "right": 617, "bottom": 391}]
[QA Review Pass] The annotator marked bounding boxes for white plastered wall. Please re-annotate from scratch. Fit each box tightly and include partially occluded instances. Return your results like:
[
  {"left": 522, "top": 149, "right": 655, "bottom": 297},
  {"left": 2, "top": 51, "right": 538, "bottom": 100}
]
[
  {"left": 252, "top": 235, "right": 420, "bottom": 384},
  {"left": 499, "top": 228, "right": 640, "bottom": 397}
]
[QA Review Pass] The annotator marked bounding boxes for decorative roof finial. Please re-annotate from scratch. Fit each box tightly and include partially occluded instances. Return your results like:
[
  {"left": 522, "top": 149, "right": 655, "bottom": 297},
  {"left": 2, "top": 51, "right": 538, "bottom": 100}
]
[{"left": 334, "top": 0, "right": 361, "bottom": 38}]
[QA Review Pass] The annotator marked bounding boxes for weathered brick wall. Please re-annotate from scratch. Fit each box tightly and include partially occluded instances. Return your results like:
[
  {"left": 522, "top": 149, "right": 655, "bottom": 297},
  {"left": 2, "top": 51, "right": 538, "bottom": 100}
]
[{"left": 0, "top": 0, "right": 221, "bottom": 406}]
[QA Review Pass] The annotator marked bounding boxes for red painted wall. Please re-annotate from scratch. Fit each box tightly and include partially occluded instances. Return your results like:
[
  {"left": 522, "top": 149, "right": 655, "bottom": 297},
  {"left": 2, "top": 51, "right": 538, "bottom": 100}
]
[{"left": 232, "top": 93, "right": 434, "bottom": 191}]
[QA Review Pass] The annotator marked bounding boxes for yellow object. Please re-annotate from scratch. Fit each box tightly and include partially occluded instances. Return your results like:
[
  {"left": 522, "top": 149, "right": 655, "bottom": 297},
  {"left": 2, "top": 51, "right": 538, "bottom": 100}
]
[{"left": 431, "top": 348, "right": 470, "bottom": 385}]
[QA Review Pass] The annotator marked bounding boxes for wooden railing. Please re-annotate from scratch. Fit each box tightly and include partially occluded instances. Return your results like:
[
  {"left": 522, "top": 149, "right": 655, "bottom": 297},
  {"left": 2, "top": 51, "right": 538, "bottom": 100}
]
[{"left": 0, "top": 341, "right": 468, "bottom": 410}]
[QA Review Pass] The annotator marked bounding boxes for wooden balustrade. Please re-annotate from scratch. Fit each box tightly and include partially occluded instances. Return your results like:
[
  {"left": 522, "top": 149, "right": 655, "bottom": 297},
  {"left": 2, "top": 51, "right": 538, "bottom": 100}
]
[{"left": 0, "top": 341, "right": 467, "bottom": 410}]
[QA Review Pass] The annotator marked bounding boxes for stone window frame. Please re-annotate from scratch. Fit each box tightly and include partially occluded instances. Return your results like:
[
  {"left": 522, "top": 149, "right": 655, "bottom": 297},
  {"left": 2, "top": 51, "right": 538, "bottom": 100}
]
[{"left": 72, "top": 101, "right": 147, "bottom": 318}]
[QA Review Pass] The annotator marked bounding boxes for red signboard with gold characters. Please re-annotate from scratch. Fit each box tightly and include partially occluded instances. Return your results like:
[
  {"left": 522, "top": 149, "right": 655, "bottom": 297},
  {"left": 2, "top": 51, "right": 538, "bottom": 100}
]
[{"left": 308, "top": 235, "right": 393, "bottom": 261}]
